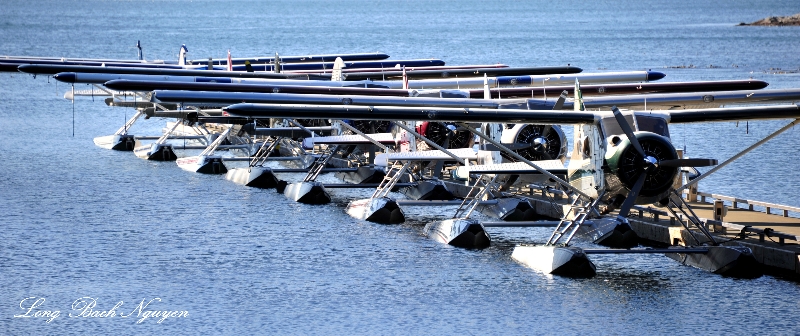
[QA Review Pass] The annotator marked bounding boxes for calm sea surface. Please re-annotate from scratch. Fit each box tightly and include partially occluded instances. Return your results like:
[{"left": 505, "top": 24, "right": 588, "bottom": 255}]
[{"left": 1, "top": 0, "right": 800, "bottom": 334}]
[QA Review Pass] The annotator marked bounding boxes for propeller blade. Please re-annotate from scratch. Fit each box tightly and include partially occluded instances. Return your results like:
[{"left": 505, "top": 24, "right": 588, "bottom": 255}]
[
  {"left": 541, "top": 124, "right": 551, "bottom": 138},
  {"left": 442, "top": 124, "right": 452, "bottom": 149},
  {"left": 659, "top": 158, "right": 718, "bottom": 167},
  {"left": 504, "top": 143, "right": 533, "bottom": 150},
  {"left": 552, "top": 90, "right": 568, "bottom": 110},
  {"left": 617, "top": 172, "right": 647, "bottom": 219},
  {"left": 611, "top": 106, "right": 646, "bottom": 158},
  {"left": 541, "top": 151, "right": 552, "bottom": 160}
]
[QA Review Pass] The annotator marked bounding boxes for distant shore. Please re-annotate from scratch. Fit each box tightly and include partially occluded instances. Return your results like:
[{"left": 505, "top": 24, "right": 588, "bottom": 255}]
[{"left": 739, "top": 13, "right": 800, "bottom": 26}]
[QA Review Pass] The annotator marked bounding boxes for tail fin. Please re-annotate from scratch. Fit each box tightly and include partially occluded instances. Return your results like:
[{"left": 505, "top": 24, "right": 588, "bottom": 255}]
[
  {"left": 274, "top": 52, "right": 281, "bottom": 73},
  {"left": 483, "top": 73, "right": 491, "bottom": 99},
  {"left": 227, "top": 50, "right": 233, "bottom": 71},
  {"left": 331, "top": 57, "right": 345, "bottom": 81},
  {"left": 178, "top": 44, "right": 188, "bottom": 66},
  {"left": 136, "top": 40, "right": 144, "bottom": 61},
  {"left": 573, "top": 79, "right": 584, "bottom": 111}
]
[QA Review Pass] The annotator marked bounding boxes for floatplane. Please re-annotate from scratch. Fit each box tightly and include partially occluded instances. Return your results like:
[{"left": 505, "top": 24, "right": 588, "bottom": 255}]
[
  {"left": 151, "top": 75, "right": 799, "bottom": 224},
  {"left": 87, "top": 68, "right": 791, "bottom": 208},
  {"left": 53, "top": 63, "right": 580, "bottom": 160},
  {"left": 51, "top": 59, "right": 645, "bottom": 158},
  {"left": 90, "top": 75, "right": 773, "bottom": 177},
  {"left": 221, "top": 81, "right": 800, "bottom": 278},
  {"left": 14, "top": 42, "right": 789, "bottom": 280},
  {"left": 150, "top": 76, "right": 800, "bottom": 196}
]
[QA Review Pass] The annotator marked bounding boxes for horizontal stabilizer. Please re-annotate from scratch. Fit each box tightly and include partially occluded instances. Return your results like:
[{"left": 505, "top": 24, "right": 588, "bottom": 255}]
[
  {"left": 254, "top": 126, "right": 334, "bottom": 137},
  {"left": 104, "top": 98, "right": 178, "bottom": 109},
  {"left": 374, "top": 148, "right": 478, "bottom": 167},
  {"left": 301, "top": 133, "right": 396, "bottom": 149},
  {"left": 145, "top": 109, "right": 224, "bottom": 118},
  {"left": 395, "top": 200, "right": 498, "bottom": 206},
  {"left": 64, "top": 89, "right": 132, "bottom": 99},
  {"left": 454, "top": 160, "right": 566, "bottom": 179}
]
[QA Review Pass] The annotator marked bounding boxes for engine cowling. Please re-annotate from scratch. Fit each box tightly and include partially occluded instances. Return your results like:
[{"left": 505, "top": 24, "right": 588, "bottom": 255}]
[
  {"left": 500, "top": 124, "right": 568, "bottom": 162},
  {"left": 417, "top": 121, "right": 474, "bottom": 149},
  {"left": 295, "top": 119, "right": 330, "bottom": 127},
  {"left": 346, "top": 120, "right": 392, "bottom": 134},
  {"left": 604, "top": 132, "right": 679, "bottom": 204}
]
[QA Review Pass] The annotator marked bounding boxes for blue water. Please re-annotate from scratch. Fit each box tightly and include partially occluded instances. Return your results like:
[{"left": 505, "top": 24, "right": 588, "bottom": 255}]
[{"left": 2, "top": 0, "right": 800, "bottom": 334}]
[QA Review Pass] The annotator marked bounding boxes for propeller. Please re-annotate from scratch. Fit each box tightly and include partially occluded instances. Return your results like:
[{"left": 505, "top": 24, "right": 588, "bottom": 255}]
[
  {"left": 505, "top": 125, "right": 558, "bottom": 161},
  {"left": 610, "top": 106, "right": 717, "bottom": 218},
  {"left": 527, "top": 125, "right": 553, "bottom": 160},
  {"left": 616, "top": 169, "right": 647, "bottom": 220},
  {"left": 351, "top": 120, "right": 390, "bottom": 133},
  {"left": 442, "top": 124, "right": 453, "bottom": 149},
  {"left": 659, "top": 158, "right": 718, "bottom": 167},
  {"left": 612, "top": 106, "right": 646, "bottom": 158},
  {"left": 425, "top": 122, "right": 471, "bottom": 149},
  {"left": 552, "top": 90, "right": 568, "bottom": 110}
]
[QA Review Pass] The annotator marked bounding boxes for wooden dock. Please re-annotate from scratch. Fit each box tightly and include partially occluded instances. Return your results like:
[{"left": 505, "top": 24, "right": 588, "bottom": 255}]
[
  {"left": 681, "top": 201, "right": 800, "bottom": 239},
  {"left": 625, "top": 198, "right": 800, "bottom": 276},
  {"left": 512, "top": 185, "right": 800, "bottom": 276}
]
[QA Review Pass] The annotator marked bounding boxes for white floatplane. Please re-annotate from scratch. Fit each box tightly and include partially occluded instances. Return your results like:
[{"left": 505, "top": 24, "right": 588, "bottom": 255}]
[{"left": 223, "top": 85, "right": 800, "bottom": 278}]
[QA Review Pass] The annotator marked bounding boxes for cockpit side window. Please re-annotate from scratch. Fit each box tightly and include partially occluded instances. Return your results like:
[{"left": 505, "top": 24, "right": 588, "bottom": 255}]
[
  {"left": 635, "top": 116, "right": 670, "bottom": 137},
  {"left": 600, "top": 115, "right": 670, "bottom": 138}
]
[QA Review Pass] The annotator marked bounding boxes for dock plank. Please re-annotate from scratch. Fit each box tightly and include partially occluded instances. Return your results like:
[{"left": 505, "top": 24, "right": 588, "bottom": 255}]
[{"left": 686, "top": 201, "right": 800, "bottom": 238}]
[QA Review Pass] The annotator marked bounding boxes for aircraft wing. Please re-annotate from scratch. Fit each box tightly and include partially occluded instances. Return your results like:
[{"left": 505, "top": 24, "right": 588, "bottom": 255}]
[
  {"left": 454, "top": 161, "right": 567, "bottom": 179},
  {"left": 540, "top": 88, "right": 800, "bottom": 110},
  {"left": 662, "top": 104, "right": 800, "bottom": 123},
  {"left": 223, "top": 103, "right": 599, "bottom": 124},
  {"left": 374, "top": 148, "right": 479, "bottom": 167},
  {"left": 223, "top": 103, "right": 800, "bottom": 124},
  {"left": 151, "top": 90, "right": 502, "bottom": 108},
  {"left": 339, "top": 66, "right": 583, "bottom": 81}
]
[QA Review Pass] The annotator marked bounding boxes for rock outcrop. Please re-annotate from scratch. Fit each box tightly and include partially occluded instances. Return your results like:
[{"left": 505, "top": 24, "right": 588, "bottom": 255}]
[{"left": 739, "top": 13, "right": 800, "bottom": 26}]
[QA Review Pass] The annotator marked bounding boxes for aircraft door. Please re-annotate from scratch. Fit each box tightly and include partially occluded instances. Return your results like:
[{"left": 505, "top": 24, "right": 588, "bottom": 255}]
[{"left": 567, "top": 124, "right": 604, "bottom": 198}]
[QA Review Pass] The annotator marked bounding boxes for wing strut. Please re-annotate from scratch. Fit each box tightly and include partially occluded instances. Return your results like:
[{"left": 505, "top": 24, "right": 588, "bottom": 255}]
[
  {"left": 392, "top": 122, "right": 466, "bottom": 164},
  {"left": 456, "top": 122, "right": 591, "bottom": 200},
  {"left": 676, "top": 118, "right": 800, "bottom": 192}
]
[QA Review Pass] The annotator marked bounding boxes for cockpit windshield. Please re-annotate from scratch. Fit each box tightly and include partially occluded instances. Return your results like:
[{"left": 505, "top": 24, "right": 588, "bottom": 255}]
[{"left": 601, "top": 115, "right": 670, "bottom": 138}]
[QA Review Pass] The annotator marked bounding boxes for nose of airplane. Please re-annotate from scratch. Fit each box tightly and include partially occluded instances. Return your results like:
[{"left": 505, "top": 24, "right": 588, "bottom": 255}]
[
  {"left": 646, "top": 71, "right": 666, "bottom": 81},
  {"left": 53, "top": 72, "right": 77, "bottom": 83}
]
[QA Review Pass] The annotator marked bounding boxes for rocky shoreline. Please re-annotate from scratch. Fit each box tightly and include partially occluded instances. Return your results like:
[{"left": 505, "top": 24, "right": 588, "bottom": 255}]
[{"left": 739, "top": 13, "right": 800, "bottom": 26}]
